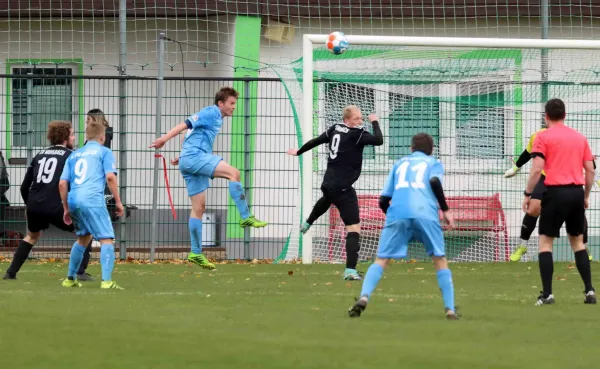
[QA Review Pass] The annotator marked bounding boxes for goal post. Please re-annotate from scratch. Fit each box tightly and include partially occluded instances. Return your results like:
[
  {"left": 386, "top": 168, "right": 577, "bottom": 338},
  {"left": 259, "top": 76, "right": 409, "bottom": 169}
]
[{"left": 297, "top": 35, "right": 600, "bottom": 265}]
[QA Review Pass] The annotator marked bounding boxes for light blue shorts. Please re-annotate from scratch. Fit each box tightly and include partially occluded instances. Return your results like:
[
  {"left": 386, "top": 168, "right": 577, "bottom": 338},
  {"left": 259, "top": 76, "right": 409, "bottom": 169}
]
[
  {"left": 179, "top": 154, "right": 223, "bottom": 196},
  {"left": 70, "top": 206, "right": 115, "bottom": 240},
  {"left": 377, "top": 218, "right": 445, "bottom": 259}
]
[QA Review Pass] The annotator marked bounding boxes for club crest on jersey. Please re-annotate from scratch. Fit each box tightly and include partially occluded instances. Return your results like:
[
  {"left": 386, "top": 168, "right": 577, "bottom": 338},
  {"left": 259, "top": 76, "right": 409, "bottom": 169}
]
[
  {"left": 335, "top": 125, "right": 349, "bottom": 133},
  {"left": 190, "top": 114, "right": 199, "bottom": 122}
]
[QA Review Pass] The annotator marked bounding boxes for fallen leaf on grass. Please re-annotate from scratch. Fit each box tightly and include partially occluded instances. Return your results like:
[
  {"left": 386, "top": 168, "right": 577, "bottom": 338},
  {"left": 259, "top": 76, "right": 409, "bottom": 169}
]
[
  {"left": 346, "top": 283, "right": 352, "bottom": 288},
  {"left": 206, "top": 295, "right": 211, "bottom": 298},
  {"left": 288, "top": 270, "right": 294, "bottom": 276},
  {"left": 312, "top": 307, "right": 320, "bottom": 311},
  {"left": 281, "top": 282, "right": 287, "bottom": 285},
  {"left": 556, "top": 276, "right": 567, "bottom": 281},
  {"left": 415, "top": 268, "right": 424, "bottom": 270},
  {"left": 325, "top": 282, "right": 333, "bottom": 285},
  {"left": 245, "top": 278, "right": 250, "bottom": 280},
  {"left": 567, "top": 264, "right": 576, "bottom": 270},
  {"left": 388, "top": 298, "right": 395, "bottom": 302}
]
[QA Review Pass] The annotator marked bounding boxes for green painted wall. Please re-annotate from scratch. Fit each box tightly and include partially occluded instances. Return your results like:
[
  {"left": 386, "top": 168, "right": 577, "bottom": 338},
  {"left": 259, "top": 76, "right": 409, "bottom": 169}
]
[{"left": 227, "top": 16, "right": 261, "bottom": 238}]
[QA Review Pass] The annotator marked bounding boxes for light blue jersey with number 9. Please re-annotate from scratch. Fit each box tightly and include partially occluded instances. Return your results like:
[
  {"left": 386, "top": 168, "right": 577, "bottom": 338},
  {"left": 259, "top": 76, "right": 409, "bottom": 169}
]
[
  {"left": 381, "top": 151, "right": 444, "bottom": 223},
  {"left": 60, "top": 141, "right": 117, "bottom": 208}
]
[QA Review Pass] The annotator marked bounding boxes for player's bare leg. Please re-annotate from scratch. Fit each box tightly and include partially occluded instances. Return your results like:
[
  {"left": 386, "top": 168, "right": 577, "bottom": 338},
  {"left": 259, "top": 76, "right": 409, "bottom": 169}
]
[
  {"left": 432, "top": 256, "right": 458, "bottom": 320},
  {"left": 535, "top": 235, "right": 556, "bottom": 305},
  {"left": 344, "top": 223, "right": 362, "bottom": 280},
  {"left": 349, "top": 258, "right": 390, "bottom": 317},
  {"left": 213, "top": 161, "right": 267, "bottom": 228},
  {"left": 3, "top": 231, "right": 41, "bottom": 279},
  {"left": 186, "top": 191, "right": 216, "bottom": 270},
  {"left": 568, "top": 233, "right": 596, "bottom": 304}
]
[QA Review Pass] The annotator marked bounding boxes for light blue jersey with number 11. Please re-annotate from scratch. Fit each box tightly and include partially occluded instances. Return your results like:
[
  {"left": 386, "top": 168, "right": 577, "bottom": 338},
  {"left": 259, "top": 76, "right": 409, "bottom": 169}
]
[
  {"left": 60, "top": 141, "right": 117, "bottom": 208},
  {"left": 381, "top": 151, "right": 445, "bottom": 223}
]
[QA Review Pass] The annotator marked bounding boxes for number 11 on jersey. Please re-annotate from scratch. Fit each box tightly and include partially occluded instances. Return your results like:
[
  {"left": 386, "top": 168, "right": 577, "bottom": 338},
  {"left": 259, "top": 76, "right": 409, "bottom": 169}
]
[{"left": 395, "top": 161, "right": 427, "bottom": 189}]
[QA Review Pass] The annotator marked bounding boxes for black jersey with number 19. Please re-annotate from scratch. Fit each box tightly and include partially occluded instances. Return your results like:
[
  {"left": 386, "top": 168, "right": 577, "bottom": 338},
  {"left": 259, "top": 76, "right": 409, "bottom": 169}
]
[
  {"left": 21, "top": 145, "right": 72, "bottom": 214},
  {"left": 322, "top": 122, "right": 382, "bottom": 190}
]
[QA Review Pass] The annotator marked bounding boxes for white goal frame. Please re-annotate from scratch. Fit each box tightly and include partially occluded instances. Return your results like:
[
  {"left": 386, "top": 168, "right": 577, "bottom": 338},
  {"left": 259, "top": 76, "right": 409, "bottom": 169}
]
[{"left": 301, "top": 34, "right": 600, "bottom": 264}]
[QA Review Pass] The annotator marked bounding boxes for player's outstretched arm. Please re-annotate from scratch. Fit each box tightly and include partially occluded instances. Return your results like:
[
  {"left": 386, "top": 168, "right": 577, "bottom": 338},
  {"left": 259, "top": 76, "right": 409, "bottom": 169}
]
[
  {"left": 358, "top": 114, "right": 384, "bottom": 146},
  {"left": 504, "top": 149, "right": 530, "bottom": 178},
  {"left": 149, "top": 122, "right": 188, "bottom": 149},
  {"left": 286, "top": 132, "right": 329, "bottom": 156}
]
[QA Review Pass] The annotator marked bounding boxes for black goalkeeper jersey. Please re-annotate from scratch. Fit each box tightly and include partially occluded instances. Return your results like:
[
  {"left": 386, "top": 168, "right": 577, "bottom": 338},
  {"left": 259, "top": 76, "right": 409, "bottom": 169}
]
[
  {"left": 297, "top": 122, "right": 383, "bottom": 190},
  {"left": 21, "top": 145, "right": 72, "bottom": 214}
]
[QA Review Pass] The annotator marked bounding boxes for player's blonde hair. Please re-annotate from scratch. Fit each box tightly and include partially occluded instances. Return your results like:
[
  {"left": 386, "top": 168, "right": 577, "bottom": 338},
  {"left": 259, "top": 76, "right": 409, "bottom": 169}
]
[
  {"left": 86, "top": 121, "right": 106, "bottom": 142},
  {"left": 87, "top": 108, "right": 110, "bottom": 128},
  {"left": 342, "top": 105, "right": 361, "bottom": 121}
]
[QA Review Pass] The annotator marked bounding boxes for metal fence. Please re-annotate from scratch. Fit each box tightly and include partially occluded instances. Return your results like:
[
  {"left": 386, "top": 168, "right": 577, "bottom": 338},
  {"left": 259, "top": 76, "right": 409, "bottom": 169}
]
[{"left": 0, "top": 74, "right": 301, "bottom": 261}]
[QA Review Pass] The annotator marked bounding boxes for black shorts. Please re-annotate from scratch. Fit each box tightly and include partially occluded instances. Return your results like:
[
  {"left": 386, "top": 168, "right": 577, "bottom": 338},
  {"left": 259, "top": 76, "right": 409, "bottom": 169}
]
[
  {"left": 531, "top": 174, "right": 546, "bottom": 200},
  {"left": 539, "top": 186, "right": 585, "bottom": 238},
  {"left": 27, "top": 208, "right": 75, "bottom": 233},
  {"left": 321, "top": 185, "right": 360, "bottom": 226}
]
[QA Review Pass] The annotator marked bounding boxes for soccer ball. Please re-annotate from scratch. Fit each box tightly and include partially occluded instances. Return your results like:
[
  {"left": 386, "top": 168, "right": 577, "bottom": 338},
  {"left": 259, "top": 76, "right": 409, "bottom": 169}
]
[{"left": 326, "top": 31, "right": 348, "bottom": 55}]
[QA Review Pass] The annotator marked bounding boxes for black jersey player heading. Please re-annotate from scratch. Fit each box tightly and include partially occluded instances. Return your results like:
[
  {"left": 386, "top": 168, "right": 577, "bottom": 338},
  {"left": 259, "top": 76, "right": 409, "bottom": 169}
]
[{"left": 287, "top": 105, "right": 383, "bottom": 280}]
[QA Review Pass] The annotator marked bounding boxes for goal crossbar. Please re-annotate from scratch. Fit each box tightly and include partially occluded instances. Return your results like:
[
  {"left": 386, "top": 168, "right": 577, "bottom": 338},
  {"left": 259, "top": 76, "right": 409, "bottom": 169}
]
[{"left": 300, "top": 35, "right": 600, "bottom": 264}]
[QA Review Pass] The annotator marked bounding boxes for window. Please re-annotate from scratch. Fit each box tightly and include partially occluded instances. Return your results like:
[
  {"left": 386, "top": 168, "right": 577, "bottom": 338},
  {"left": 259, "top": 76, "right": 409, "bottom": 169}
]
[
  {"left": 323, "top": 82, "right": 376, "bottom": 159},
  {"left": 455, "top": 83, "right": 505, "bottom": 159},
  {"left": 388, "top": 90, "right": 440, "bottom": 159},
  {"left": 12, "top": 67, "right": 73, "bottom": 148}
]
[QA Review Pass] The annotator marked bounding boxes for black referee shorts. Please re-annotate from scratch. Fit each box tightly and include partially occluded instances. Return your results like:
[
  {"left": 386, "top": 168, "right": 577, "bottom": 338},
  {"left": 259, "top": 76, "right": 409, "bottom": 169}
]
[
  {"left": 321, "top": 185, "right": 360, "bottom": 226},
  {"left": 531, "top": 174, "right": 546, "bottom": 201},
  {"left": 27, "top": 208, "right": 75, "bottom": 234},
  {"left": 539, "top": 185, "right": 585, "bottom": 238}
]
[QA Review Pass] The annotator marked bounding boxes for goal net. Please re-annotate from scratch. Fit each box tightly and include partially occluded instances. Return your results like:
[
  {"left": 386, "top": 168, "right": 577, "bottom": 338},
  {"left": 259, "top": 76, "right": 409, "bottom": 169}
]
[{"left": 275, "top": 36, "right": 600, "bottom": 264}]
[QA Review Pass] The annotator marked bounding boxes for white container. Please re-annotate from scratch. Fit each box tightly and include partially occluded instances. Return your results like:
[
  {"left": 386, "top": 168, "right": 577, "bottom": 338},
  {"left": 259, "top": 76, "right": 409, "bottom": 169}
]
[{"left": 202, "top": 212, "right": 217, "bottom": 247}]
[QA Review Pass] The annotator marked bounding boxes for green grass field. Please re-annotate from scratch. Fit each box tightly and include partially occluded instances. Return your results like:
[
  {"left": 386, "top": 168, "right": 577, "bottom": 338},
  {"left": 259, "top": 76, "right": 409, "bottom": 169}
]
[{"left": 0, "top": 261, "right": 599, "bottom": 369}]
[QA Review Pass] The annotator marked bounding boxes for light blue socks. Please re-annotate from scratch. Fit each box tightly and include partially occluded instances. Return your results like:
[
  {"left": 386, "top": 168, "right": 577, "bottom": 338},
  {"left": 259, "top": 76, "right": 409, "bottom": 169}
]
[
  {"left": 67, "top": 243, "right": 86, "bottom": 279},
  {"left": 360, "top": 263, "right": 384, "bottom": 298},
  {"left": 189, "top": 217, "right": 203, "bottom": 254},
  {"left": 436, "top": 268, "right": 455, "bottom": 311},
  {"left": 100, "top": 244, "right": 116, "bottom": 281},
  {"left": 229, "top": 182, "right": 250, "bottom": 219}
]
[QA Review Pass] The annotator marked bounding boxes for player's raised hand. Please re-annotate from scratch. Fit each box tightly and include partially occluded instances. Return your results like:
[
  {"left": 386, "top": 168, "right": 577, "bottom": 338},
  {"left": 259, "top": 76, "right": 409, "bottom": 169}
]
[
  {"left": 149, "top": 137, "right": 167, "bottom": 149},
  {"left": 443, "top": 211, "right": 455, "bottom": 230},
  {"left": 115, "top": 202, "right": 125, "bottom": 217},
  {"left": 286, "top": 149, "right": 299, "bottom": 156},
  {"left": 170, "top": 156, "right": 179, "bottom": 166},
  {"left": 63, "top": 210, "right": 72, "bottom": 226},
  {"left": 368, "top": 113, "right": 379, "bottom": 123}
]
